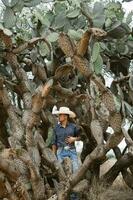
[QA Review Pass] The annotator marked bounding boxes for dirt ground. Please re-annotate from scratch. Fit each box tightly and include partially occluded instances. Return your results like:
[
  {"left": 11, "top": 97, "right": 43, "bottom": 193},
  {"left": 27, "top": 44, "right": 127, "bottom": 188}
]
[{"left": 92, "top": 158, "right": 133, "bottom": 200}]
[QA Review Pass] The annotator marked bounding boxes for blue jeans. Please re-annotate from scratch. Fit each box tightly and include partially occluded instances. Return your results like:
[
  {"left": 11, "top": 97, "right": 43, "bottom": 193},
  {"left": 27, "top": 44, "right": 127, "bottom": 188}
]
[
  {"left": 57, "top": 148, "right": 79, "bottom": 173},
  {"left": 57, "top": 148, "right": 79, "bottom": 200}
]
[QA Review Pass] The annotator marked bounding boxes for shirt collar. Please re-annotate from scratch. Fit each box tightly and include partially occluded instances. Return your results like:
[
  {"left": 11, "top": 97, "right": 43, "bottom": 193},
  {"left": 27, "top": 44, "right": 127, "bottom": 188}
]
[{"left": 58, "top": 122, "right": 70, "bottom": 128}]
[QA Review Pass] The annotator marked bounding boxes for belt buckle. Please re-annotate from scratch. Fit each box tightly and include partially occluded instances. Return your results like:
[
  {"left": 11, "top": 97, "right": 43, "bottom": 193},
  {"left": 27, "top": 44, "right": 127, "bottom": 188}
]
[{"left": 64, "top": 146, "right": 70, "bottom": 150}]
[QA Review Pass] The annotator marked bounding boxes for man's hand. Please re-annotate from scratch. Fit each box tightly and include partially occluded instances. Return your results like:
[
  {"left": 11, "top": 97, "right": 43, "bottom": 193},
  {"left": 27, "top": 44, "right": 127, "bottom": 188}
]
[{"left": 65, "top": 136, "right": 76, "bottom": 144}]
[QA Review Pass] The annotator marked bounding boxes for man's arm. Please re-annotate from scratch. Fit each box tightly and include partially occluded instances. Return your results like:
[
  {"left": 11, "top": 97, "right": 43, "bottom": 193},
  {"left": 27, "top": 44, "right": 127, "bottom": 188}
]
[
  {"left": 65, "top": 136, "right": 80, "bottom": 144},
  {"left": 65, "top": 125, "right": 81, "bottom": 144}
]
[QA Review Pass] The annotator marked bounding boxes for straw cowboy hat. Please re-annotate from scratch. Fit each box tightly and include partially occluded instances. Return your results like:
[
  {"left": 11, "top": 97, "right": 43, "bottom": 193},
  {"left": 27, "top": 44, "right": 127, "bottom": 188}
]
[{"left": 52, "top": 106, "right": 76, "bottom": 118}]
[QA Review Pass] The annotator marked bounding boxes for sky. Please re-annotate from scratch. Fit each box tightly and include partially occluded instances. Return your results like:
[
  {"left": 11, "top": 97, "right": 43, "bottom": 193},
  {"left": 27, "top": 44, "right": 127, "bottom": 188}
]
[{"left": 122, "top": 1, "right": 133, "bottom": 13}]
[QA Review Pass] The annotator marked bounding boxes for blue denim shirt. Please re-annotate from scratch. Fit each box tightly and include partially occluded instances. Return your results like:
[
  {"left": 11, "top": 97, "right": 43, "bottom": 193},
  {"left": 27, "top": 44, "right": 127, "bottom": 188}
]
[{"left": 52, "top": 122, "right": 80, "bottom": 148}]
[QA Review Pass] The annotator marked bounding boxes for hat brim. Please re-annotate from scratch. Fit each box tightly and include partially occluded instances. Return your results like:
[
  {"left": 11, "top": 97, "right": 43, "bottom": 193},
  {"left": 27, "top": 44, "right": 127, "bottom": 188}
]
[{"left": 54, "top": 110, "right": 76, "bottom": 118}]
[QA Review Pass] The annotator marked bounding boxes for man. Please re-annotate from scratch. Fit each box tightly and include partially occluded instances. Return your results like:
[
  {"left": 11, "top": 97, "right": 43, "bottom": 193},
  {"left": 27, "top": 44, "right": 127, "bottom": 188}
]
[
  {"left": 52, "top": 106, "right": 80, "bottom": 173},
  {"left": 52, "top": 106, "right": 80, "bottom": 200}
]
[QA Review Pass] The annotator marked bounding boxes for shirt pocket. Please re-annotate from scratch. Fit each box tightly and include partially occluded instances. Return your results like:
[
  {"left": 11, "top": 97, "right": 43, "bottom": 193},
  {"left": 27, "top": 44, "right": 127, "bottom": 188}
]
[
  {"left": 66, "top": 127, "right": 74, "bottom": 137},
  {"left": 56, "top": 130, "right": 65, "bottom": 141}
]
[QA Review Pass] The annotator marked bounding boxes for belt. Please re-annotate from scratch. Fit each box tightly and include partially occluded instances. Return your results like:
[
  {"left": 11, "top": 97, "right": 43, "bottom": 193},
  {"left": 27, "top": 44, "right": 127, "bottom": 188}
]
[{"left": 58, "top": 145, "right": 75, "bottom": 150}]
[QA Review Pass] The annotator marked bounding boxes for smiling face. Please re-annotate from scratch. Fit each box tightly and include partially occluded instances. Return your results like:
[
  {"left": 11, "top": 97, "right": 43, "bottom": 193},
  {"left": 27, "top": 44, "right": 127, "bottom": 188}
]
[{"left": 59, "top": 114, "right": 69, "bottom": 123}]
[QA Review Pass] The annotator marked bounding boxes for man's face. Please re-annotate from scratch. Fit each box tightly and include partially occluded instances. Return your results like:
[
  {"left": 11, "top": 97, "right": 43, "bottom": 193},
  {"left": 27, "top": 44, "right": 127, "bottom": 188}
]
[{"left": 59, "top": 114, "right": 68, "bottom": 123}]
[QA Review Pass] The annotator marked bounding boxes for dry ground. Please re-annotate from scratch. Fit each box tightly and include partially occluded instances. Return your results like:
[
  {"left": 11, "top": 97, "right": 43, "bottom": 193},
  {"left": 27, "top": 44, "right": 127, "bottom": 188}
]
[
  {"left": 87, "top": 181, "right": 133, "bottom": 200},
  {"left": 85, "top": 158, "right": 133, "bottom": 200}
]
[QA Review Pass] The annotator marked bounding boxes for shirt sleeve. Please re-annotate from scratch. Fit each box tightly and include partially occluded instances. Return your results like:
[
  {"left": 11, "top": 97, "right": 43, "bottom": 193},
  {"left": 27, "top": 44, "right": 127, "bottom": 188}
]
[
  {"left": 51, "top": 127, "right": 57, "bottom": 146},
  {"left": 74, "top": 126, "right": 80, "bottom": 137}
]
